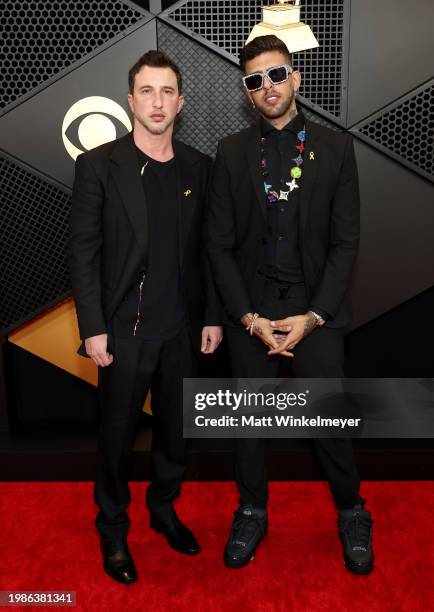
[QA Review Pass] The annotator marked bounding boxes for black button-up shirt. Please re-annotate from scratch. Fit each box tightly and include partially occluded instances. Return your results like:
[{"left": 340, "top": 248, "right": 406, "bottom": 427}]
[
  {"left": 261, "top": 110, "right": 305, "bottom": 285},
  {"left": 260, "top": 111, "right": 329, "bottom": 321}
]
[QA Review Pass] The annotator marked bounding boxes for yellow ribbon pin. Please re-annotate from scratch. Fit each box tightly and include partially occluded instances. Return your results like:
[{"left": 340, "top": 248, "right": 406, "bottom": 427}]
[
  {"left": 184, "top": 189, "right": 192, "bottom": 197},
  {"left": 309, "top": 152, "right": 315, "bottom": 161}
]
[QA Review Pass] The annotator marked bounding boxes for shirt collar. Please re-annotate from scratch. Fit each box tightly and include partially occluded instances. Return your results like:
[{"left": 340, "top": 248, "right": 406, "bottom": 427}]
[
  {"left": 135, "top": 145, "right": 175, "bottom": 168},
  {"left": 260, "top": 107, "right": 304, "bottom": 137},
  {"left": 135, "top": 145, "right": 150, "bottom": 162}
]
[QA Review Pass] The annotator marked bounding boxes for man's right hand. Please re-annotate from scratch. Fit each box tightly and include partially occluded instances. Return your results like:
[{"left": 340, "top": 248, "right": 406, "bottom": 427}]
[{"left": 85, "top": 333, "right": 113, "bottom": 367}]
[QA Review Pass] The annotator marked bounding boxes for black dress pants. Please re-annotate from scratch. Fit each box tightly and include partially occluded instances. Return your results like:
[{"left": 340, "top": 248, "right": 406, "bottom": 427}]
[
  {"left": 94, "top": 325, "right": 196, "bottom": 542},
  {"left": 226, "top": 282, "right": 364, "bottom": 511}
]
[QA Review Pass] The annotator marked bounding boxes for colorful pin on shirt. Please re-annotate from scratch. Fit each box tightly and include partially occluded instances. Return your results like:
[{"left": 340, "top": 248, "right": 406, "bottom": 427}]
[
  {"left": 261, "top": 123, "right": 306, "bottom": 202},
  {"left": 309, "top": 151, "right": 315, "bottom": 160},
  {"left": 184, "top": 189, "right": 192, "bottom": 196},
  {"left": 286, "top": 179, "right": 299, "bottom": 192},
  {"left": 266, "top": 191, "right": 279, "bottom": 203}
]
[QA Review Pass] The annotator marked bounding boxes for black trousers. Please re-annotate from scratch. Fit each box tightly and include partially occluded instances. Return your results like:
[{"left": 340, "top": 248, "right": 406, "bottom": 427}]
[
  {"left": 226, "top": 281, "right": 364, "bottom": 511},
  {"left": 94, "top": 325, "right": 196, "bottom": 541}
]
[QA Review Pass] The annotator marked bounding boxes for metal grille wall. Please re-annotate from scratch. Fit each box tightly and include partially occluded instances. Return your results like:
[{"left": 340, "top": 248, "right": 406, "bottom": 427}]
[
  {"left": 162, "top": 0, "right": 347, "bottom": 120},
  {"left": 158, "top": 21, "right": 256, "bottom": 156},
  {"left": 0, "top": 0, "right": 146, "bottom": 111},
  {"left": 355, "top": 80, "right": 434, "bottom": 181},
  {"left": 0, "top": 155, "right": 71, "bottom": 332},
  {"left": 166, "top": 0, "right": 263, "bottom": 57}
]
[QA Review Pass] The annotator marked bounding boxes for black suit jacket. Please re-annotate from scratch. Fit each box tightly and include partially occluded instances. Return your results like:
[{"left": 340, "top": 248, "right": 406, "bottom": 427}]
[
  {"left": 69, "top": 131, "right": 221, "bottom": 357},
  {"left": 207, "top": 118, "right": 360, "bottom": 329}
]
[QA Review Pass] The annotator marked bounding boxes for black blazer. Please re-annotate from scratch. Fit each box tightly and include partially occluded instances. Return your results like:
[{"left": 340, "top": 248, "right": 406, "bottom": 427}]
[
  {"left": 69, "top": 131, "right": 221, "bottom": 357},
  {"left": 207, "top": 118, "right": 360, "bottom": 329}
]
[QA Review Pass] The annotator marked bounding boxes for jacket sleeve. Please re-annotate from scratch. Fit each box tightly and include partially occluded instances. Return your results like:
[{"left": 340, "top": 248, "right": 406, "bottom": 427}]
[
  {"left": 68, "top": 152, "right": 107, "bottom": 340},
  {"left": 206, "top": 142, "right": 253, "bottom": 322},
  {"left": 202, "top": 155, "right": 224, "bottom": 326},
  {"left": 310, "top": 134, "right": 361, "bottom": 318}
]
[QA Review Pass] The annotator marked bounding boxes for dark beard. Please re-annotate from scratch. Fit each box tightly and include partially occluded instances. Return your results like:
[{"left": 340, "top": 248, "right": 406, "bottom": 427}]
[{"left": 257, "top": 91, "right": 296, "bottom": 122}]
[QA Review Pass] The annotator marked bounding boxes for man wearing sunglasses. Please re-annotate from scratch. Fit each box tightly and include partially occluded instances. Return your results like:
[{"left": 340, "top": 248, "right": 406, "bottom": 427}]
[{"left": 207, "top": 35, "right": 374, "bottom": 574}]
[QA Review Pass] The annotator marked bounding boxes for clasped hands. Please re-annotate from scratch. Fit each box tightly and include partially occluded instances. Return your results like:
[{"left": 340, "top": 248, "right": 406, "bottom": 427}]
[{"left": 241, "top": 312, "right": 318, "bottom": 358}]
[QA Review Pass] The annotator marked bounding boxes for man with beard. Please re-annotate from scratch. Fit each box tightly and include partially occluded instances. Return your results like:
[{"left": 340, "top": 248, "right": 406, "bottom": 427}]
[
  {"left": 69, "top": 50, "right": 222, "bottom": 583},
  {"left": 207, "top": 35, "right": 374, "bottom": 574}
]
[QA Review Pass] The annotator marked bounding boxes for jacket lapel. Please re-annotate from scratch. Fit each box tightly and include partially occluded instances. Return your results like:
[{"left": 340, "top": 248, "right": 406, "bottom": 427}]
[
  {"left": 299, "top": 118, "right": 321, "bottom": 234},
  {"left": 173, "top": 139, "right": 200, "bottom": 267},
  {"left": 110, "top": 132, "right": 148, "bottom": 258},
  {"left": 246, "top": 123, "right": 267, "bottom": 221}
]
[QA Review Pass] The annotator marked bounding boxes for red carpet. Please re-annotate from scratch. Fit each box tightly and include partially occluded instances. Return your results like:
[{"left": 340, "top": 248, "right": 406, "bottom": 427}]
[{"left": 1, "top": 482, "right": 433, "bottom": 611}]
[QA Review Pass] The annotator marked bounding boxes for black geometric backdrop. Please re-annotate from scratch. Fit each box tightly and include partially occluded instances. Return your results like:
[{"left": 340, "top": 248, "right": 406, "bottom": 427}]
[
  {"left": 0, "top": 153, "right": 71, "bottom": 331},
  {"left": 355, "top": 80, "right": 433, "bottom": 182},
  {"left": 0, "top": 0, "right": 146, "bottom": 111},
  {"left": 0, "top": 0, "right": 433, "bottom": 337}
]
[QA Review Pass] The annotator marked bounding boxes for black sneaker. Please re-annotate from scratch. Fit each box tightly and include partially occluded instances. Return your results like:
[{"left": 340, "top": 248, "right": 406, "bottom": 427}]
[
  {"left": 224, "top": 505, "right": 267, "bottom": 569},
  {"left": 338, "top": 505, "right": 374, "bottom": 575}
]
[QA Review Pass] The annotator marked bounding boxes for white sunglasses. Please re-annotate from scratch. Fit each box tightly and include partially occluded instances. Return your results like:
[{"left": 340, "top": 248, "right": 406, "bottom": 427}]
[{"left": 242, "top": 64, "right": 293, "bottom": 92}]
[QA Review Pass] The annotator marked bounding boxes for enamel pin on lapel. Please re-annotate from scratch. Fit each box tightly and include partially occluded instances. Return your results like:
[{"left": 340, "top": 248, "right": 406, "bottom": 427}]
[
  {"left": 309, "top": 151, "right": 315, "bottom": 160},
  {"left": 184, "top": 189, "right": 192, "bottom": 197}
]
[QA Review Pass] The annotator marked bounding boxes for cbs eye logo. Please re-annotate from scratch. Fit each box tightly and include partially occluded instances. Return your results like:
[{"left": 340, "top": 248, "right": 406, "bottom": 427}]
[{"left": 62, "top": 96, "right": 132, "bottom": 160}]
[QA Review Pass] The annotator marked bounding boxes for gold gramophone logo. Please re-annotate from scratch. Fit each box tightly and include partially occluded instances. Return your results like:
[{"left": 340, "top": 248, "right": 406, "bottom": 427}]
[{"left": 62, "top": 96, "right": 132, "bottom": 160}]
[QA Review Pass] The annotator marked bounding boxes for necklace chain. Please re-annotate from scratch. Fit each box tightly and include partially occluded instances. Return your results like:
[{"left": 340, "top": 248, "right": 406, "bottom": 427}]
[{"left": 261, "top": 125, "right": 306, "bottom": 203}]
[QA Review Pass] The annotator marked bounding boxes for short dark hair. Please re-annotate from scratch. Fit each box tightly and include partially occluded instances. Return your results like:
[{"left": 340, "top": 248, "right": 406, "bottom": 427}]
[
  {"left": 239, "top": 35, "right": 292, "bottom": 72},
  {"left": 128, "top": 50, "right": 182, "bottom": 94}
]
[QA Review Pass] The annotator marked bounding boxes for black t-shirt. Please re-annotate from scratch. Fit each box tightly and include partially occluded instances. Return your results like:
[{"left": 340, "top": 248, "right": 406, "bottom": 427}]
[{"left": 112, "top": 146, "right": 187, "bottom": 339}]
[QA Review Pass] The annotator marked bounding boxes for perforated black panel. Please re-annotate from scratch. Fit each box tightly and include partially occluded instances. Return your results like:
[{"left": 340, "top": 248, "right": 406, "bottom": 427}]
[
  {"left": 164, "top": 0, "right": 346, "bottom": 118},
  {"left": 356, "top": 81, "right": 434, "bottom": 180},
  {"left": 167, "top": 0, "right": 262, "bottom": 56},
  {"left": 295, "top": 0, "right": 345, "bottom": 119},
  {"left": 0, "top": 0, "right": 146, "bottom": 110},
  {"left": 158, "top": 21, "right": 257, "bottom": 156},
  {"left": 0, "top": 155, "right": 71, "bottom": 333}
]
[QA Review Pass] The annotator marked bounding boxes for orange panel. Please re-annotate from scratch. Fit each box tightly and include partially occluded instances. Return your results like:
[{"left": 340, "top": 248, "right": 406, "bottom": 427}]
[{"left": 8, "top": 299, "right": 151, "bottom": 413}]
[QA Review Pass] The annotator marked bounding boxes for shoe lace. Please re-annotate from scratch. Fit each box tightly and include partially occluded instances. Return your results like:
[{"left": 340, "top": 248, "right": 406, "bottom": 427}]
[
  {"left": 232, "top": 509, "right": 266, "bottom": 547},
  {"left": 342, "top": 512, "right": 372, "bottom": 550}
]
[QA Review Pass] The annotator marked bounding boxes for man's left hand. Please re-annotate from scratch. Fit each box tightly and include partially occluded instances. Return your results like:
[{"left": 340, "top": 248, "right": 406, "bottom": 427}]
[
  {"left": 201, "top": 326, "right": 223, "bottom": 354},
  {"left": 267, "top": 313, "right": 317, "bottom": 356}
]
